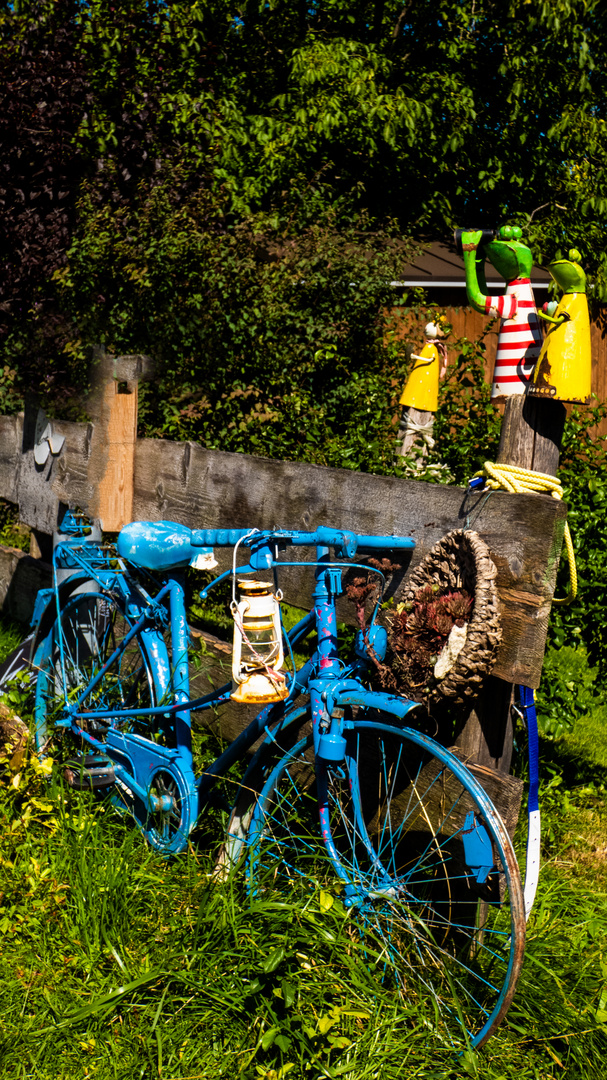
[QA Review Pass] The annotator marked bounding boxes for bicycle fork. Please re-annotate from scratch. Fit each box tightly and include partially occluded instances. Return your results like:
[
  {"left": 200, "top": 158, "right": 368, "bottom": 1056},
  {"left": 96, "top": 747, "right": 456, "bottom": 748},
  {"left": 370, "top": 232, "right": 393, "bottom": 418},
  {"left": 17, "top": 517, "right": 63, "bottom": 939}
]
[{"left": 308, "top": 551, "right": 400, "bottom": 907}]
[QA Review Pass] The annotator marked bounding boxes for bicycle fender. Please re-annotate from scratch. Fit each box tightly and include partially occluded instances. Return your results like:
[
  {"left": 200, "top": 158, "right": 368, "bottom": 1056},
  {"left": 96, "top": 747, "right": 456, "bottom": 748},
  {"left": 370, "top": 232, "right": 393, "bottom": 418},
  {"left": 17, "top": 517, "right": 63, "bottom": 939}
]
[
  {"left": 333, "top": 684, "right": 422, "bottom": 720},
  {"left": 29, "top": 572, "right": 94, "bottom": 658}
]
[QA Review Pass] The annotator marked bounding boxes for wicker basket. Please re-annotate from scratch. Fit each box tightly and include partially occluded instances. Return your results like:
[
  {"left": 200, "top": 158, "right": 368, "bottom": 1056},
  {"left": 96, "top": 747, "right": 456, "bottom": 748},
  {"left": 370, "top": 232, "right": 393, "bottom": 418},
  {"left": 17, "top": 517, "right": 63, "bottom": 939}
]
[{"left": 387, "top": 529, "right": 502, "bottom": 709}]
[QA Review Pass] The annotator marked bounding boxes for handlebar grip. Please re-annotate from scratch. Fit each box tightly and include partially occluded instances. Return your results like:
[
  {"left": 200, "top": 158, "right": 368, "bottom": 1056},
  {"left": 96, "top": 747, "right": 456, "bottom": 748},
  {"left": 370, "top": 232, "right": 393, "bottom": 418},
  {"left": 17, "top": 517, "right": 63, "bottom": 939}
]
[
  {"left": 356, "top": 534, "right": 416, "bottom": 552},
  {"left": 191, "top": 526, "right": 416, "bottom": 555},
  {"left": 191, "top": 528, "right": 253, "bottom": 547}
]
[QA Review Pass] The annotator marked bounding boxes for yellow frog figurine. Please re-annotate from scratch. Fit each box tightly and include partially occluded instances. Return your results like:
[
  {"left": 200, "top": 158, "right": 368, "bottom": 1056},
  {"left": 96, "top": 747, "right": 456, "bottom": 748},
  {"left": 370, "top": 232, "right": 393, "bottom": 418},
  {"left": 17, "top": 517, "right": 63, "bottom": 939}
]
[{"left": 527, "top": 248, "right": 592, "bottom": 404}]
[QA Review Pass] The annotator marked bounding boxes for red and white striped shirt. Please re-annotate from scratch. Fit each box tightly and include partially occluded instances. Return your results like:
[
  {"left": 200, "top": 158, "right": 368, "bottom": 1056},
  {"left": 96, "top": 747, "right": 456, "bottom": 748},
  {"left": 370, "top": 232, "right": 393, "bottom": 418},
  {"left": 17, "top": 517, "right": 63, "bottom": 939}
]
[{"left": 487, "top": 279, "right": 542, "bottom": 399}]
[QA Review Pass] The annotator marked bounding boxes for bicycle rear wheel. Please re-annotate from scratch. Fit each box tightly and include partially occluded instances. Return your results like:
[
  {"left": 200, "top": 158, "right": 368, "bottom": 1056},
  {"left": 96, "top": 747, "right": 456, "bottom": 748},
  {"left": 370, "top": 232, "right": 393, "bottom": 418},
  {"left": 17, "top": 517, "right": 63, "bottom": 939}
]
[
  {"left": 246, "top": 715, "right": 525, "bottom": 1050},
  {"left": 33, "top": 590, "right": 158, "bottom": 754}
]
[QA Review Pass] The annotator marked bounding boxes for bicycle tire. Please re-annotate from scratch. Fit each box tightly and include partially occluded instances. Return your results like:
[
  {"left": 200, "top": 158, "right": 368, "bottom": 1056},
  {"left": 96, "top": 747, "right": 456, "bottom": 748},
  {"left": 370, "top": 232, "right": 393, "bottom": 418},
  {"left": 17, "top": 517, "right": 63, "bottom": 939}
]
[{"left": 246, "top": 711, "right": 525, "bottom": 1050}]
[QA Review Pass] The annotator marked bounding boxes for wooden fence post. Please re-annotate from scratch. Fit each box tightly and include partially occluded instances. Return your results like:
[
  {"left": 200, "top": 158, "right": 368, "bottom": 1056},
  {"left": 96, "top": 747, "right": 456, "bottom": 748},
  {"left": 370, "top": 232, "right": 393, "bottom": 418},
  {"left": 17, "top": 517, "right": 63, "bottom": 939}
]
[
  {"left": 86, "top": 348, "right": 154, "bottom": 532},
  {"left": 455, "top": 395, "right": 566, "bottom": 774}
]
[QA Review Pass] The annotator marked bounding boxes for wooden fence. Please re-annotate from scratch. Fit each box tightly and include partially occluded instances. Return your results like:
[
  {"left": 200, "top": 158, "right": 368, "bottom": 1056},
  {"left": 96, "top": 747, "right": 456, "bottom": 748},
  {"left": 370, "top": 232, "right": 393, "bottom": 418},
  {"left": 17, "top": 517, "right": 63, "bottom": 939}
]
[
  {"left": 0, "top": 346, "right": 573, "bottom": 820},
  {"left": 0, "top": 397, "right": 565, "bottom": 692}
]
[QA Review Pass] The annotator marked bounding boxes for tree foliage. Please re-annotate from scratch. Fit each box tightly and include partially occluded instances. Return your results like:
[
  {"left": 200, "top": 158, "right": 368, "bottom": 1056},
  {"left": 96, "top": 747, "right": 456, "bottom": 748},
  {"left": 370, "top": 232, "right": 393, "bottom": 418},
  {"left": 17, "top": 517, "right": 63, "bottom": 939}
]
[
  {"left": 1, "top": 0, "right": 607, "bottom": 408},
  {"left": 0, "top": 0, "right": 89, "bottom": 391}
]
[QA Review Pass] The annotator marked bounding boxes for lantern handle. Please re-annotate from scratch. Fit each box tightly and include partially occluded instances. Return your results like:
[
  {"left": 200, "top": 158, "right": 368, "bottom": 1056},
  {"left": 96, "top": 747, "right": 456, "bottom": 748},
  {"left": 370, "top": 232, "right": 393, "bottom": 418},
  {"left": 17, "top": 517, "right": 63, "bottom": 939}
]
[{"left": 231, "top": 529, "right": 262, "bottom": 606}]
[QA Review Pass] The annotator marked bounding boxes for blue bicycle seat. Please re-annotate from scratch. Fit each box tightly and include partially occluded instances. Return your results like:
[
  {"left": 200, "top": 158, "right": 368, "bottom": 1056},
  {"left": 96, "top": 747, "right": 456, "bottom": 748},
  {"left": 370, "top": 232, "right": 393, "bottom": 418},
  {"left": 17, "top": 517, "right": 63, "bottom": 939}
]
[{"left": 118, "top": 521, "right": 206, "bottom": 571}]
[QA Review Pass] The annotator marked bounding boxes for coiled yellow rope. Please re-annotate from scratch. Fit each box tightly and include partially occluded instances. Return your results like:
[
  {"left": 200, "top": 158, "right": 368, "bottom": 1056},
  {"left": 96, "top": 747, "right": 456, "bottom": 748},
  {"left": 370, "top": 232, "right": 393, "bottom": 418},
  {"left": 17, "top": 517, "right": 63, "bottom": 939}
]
[{"left": 474, "top": 461, "right": 577, "bottom": 605}]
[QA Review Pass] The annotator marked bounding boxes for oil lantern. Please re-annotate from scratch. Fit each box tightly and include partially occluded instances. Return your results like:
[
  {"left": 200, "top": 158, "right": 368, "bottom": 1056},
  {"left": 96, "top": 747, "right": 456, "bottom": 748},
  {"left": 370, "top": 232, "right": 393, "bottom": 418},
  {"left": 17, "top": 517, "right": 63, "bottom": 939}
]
[{"left": 230, "top": 580, "right": 289, "bottom": 704}]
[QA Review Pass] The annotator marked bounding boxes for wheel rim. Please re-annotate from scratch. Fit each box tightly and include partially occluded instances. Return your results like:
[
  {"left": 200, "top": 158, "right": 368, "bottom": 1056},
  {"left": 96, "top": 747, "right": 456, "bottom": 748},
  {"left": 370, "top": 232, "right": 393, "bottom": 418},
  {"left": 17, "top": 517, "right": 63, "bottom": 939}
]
[
  {"left": 247, "top": 717, "right": 525, "bottom": 1050},
  {"left": 33, "top": 591, "right": 156, "bottom": 752}
]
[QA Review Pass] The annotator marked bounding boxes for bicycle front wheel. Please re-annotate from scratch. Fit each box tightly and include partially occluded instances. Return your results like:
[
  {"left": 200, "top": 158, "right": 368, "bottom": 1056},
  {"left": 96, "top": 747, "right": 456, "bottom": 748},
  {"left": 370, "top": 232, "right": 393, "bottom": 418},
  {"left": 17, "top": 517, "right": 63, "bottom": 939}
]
[{"left": 247, "top": 715, "right": 525, "bottom": 1050}]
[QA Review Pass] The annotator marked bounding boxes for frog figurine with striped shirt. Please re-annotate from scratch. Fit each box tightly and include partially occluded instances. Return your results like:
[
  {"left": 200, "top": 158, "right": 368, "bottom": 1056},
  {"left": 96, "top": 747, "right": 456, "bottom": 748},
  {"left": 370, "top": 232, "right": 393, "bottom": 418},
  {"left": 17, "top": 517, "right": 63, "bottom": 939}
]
[{"left": 458, "top": 225, "right": 542, "bottom": 401}]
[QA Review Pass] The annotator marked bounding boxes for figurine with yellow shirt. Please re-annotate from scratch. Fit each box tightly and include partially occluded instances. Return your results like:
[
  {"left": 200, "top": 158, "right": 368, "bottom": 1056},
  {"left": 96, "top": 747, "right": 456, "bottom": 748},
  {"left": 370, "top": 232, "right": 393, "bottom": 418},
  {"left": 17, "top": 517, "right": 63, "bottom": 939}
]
[
  {"left": 527, "top": 248, "right": 592, "bottom": 404},
  {"left": 396, "top": 319, "right": 449, "bottom": 457}
]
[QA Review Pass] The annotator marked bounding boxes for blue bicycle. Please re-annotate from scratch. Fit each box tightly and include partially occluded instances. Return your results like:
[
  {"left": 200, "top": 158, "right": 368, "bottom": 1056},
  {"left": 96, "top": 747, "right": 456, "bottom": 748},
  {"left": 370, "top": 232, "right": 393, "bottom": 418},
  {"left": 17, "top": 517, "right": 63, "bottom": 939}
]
[{"left": 30, "top": 513, "right": 525, "bottom": 1050}]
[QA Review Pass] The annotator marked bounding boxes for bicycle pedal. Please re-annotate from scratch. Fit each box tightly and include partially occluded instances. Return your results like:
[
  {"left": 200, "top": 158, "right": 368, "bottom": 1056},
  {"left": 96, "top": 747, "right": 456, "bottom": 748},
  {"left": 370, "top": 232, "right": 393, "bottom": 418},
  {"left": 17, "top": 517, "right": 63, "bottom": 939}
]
[{"left": 64, "top": 756, "right": 116, "bottom": 791}]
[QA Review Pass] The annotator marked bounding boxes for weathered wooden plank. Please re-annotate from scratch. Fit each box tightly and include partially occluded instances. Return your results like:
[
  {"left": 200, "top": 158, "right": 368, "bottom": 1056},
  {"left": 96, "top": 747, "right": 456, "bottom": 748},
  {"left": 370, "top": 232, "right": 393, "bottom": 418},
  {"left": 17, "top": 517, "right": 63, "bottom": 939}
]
[
  {"left": 50, "top": 351, "right": 153, "bottom": 530},
  {"left": 497, "top": 395, "right": 567, "bottom": 476},
  {"left": 18, "top": 406, "right": 63, "bottom": 534},
  {"left": 451, "top": 747, "right": 524, "bottom": 841},
  {"left": 51, "top": 418, "right": 96, "bottom": 512},
  {"left": 188, "top": 628, "right": 263, "bottom": 749},
  {"left": 0, "top": 414, "right": 22, "bottom": 503},
  {"left": 17, "top": 407, "right": 96, "bottom": 533},
  {"left": 357, "top": 737, "right": 523, "bottom": 842},
  {"left": 454, "top": 675, "right": 517, "bottom": 773},
  {"left": 132, "top": 439, "right": 566, "bottom": 688},
  {"left": 0, "top": 421, "right": 567, "bottom": 687},
  {"left": 81, "top": 349, "right": 152, "bottom": 531}
]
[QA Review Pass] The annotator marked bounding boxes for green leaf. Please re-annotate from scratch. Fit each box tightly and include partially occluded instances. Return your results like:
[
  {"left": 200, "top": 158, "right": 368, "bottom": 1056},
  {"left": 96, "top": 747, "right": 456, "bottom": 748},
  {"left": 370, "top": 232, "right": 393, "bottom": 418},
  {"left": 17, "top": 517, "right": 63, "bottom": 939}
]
[
  {"left": 281, "top": 979, "right": 296, "bottom": 1008},
  {"left": 262, "top": 946, "right": 286, "bottom": 973},
  {"left": 261, "top": 1027, "right": 280, "bottom": 1050}
]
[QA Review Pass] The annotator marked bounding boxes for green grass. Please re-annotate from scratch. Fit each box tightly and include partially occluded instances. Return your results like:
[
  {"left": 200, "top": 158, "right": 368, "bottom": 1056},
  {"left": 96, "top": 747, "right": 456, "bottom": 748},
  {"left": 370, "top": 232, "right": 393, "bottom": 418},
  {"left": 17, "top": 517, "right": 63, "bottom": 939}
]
[
  {"left": 562, "top": 703, "right": 607, "bottom": 770},
  {"left": 2, "top": 625, "right": 607, "bottom": 1078},
  {"left": 0, "top": 613, "right": 24, "bottom": 661}
]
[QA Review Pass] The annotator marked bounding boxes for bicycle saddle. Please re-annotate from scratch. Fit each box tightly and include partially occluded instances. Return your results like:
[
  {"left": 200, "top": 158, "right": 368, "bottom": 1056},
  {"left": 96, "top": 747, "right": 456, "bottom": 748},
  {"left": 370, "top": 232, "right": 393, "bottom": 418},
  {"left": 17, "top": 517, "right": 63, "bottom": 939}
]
[
  {"left": 117, "top": 521, "right": 252, "bottom": 571},
  {"left": 117, "top": 521, "right": 214, "bottom": 571}
]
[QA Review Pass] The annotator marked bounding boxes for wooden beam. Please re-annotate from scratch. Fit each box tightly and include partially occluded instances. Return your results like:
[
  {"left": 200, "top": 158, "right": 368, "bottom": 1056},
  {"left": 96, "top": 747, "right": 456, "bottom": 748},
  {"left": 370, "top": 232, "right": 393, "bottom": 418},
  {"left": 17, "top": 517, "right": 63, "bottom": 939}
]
[
  {"left": 0, "top": 420, "right": 566, "bottom": 689},
  {"left": 463, "top": 394, "right": 568, "bottom": 777},
  {"left": 18, "top": 404, "right": 63, "bottom": 534},
  {"left": 83, "top": 350, "right": 152, "bottom": 531},
  {"left": 92, "top": 379, "right": 138, "bottom": 531},
  {"left": 131, "top": 439, "right": 565, "bottom": 689},
  {"left": 497, "top": 396, "right": 567, "bottom": 477}
]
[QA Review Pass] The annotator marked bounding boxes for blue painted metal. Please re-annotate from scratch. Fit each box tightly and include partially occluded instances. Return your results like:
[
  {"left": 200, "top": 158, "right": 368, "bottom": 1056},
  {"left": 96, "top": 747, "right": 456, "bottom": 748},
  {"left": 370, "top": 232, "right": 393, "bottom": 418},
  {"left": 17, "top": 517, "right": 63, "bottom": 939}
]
[
  {"left": 67, "top": 583, "right": 172, "bottom": 714},
  {"left": 167, "top": 573, "right": 194, "bottom": 775},
  {"left": 30, "top": 520, "right": 528, "bottom": 1049},
  {"left": 30, "top": 587, "right": 54, "bottom": 628},
  {"left": 355, "top": 623, "right": 388, "bottom": 662},
  {"left": 118, "top": 521, "right": 253, "bottom": 571},
  {"left": 33, "top": 524, "right": 422, "bottom": 856},
  {"left": 462, "top": 810, "right": 494, "bottom": 884},
  {"left": 316, "top": 729, "right": 347, "bottom": 762}
]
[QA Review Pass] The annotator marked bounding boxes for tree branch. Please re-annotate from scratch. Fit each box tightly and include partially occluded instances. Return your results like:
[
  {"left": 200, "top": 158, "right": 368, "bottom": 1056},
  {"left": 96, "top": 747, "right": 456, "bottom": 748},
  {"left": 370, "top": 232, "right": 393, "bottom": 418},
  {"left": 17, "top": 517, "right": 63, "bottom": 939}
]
[
  {"left": 527, "top": 201, "right": 568, "bottom": 222},
  {"left": 392, "top": 1, "right": 412, "bottom": 41}
]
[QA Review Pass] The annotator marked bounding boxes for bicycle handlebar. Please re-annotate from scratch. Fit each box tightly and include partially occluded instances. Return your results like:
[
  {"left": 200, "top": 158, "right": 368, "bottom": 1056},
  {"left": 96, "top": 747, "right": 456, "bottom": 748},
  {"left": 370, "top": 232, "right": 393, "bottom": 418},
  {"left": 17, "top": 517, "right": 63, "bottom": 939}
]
[{"left": 190, "top": 526, "right": 415, "bottom": 559}]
